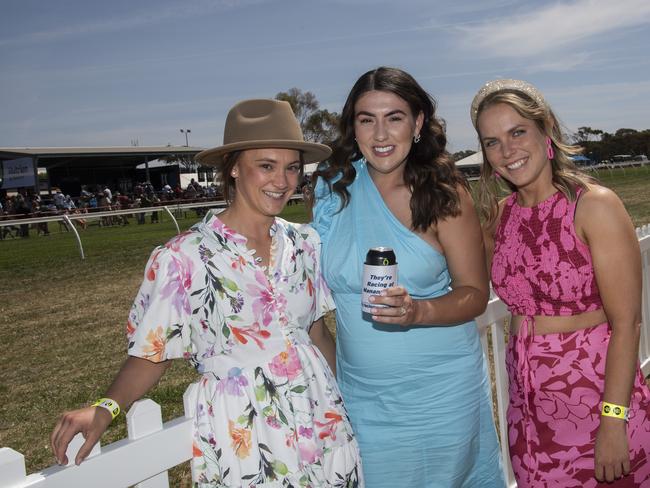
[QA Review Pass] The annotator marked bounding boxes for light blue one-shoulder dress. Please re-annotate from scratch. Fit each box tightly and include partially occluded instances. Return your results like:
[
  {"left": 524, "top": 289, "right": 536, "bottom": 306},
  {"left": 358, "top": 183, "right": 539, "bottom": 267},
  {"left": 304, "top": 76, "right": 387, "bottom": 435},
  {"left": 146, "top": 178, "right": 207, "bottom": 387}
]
[{"left": 312, "top": 159, "right": 505, "bottom": 487}]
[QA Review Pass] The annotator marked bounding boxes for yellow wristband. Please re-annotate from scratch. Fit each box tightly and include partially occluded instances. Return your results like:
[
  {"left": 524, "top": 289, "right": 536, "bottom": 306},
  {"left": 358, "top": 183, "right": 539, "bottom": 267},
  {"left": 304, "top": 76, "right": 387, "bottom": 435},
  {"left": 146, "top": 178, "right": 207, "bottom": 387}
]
[
  {"left": 601, "top": 401, "right": 628, "bottom": 421},
  {"left": 92, "top": 397, "right": 121, "bottom": 420}
]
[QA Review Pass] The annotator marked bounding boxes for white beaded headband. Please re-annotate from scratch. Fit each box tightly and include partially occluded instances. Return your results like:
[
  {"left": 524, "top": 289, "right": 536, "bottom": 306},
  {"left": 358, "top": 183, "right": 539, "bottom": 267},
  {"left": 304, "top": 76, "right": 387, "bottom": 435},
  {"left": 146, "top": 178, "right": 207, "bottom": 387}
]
[{"left": 470, "top": 79, "right": 548, "bottom": 128}]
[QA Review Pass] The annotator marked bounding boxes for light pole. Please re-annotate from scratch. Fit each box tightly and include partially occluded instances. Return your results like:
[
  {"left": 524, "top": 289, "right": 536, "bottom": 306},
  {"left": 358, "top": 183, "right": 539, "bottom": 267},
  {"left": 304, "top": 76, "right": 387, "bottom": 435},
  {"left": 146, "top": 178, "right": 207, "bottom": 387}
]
[{"left": 180, "top": 128, "right": 191, "bottom": 147}]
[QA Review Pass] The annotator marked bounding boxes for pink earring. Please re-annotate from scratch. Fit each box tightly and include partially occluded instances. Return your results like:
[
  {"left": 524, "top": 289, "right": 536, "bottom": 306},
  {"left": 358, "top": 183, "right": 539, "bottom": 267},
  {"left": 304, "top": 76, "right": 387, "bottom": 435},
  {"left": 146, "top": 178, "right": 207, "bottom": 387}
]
[{"left": 546, "top": 137, "right": 554, "bottom": 160}]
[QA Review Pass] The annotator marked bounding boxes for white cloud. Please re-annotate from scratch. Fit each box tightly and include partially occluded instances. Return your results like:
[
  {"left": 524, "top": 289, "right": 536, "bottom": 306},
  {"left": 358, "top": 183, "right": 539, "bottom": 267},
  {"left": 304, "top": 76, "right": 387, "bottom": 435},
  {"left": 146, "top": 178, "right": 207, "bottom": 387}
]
[
  {"left": 521, "top": 53, "right": 593, "bottom": 73},
  {"left": 457, "top": 0, "right": 650, "bottom": 58}
]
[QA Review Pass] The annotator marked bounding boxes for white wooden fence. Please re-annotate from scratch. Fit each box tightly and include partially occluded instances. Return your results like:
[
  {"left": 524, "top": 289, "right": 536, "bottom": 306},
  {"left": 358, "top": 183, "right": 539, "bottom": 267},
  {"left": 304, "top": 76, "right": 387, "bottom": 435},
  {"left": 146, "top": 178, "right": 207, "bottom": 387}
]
[{"left": 2, "top": 226, "right": 649, "bottom": 488}]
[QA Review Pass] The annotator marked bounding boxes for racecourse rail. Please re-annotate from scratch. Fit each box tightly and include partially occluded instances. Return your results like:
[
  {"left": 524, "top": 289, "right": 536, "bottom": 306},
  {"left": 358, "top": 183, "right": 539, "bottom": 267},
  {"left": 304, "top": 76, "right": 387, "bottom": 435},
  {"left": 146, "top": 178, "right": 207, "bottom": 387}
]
[{"left": 1, "top": 224, "right": 649, "bottom": 487}]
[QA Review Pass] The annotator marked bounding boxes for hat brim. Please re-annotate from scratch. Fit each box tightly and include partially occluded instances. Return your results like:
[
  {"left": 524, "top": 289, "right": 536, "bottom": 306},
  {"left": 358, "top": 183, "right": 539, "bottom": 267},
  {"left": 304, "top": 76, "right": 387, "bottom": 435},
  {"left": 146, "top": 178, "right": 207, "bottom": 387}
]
[{"left": 196, "top": 139, "right": 332, "bottom": 167}]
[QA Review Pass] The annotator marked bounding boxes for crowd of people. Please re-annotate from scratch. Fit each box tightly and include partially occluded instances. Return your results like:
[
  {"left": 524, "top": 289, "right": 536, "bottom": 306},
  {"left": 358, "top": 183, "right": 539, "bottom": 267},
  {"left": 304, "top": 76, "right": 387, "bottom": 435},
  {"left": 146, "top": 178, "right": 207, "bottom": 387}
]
[
  {"left": 46, "top": 68, "right": 650, "bottom": 488},
  {"left": 0, "top": 179, "right": 228, "bottom": 239}
]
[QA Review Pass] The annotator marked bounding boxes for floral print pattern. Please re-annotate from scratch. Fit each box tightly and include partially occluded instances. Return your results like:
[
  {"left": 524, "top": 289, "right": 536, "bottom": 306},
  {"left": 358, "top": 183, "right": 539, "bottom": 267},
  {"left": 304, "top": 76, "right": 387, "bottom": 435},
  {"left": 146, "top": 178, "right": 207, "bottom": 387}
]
[
  {"left": 492, "top": 190, "right": 602, "bottom": 316},
  {"left": 507, "top": 324, "right": 650, "bottom": 487},
  {"left": 494, "top": 190, "right": 650, "bottom": 486},
  {"left": 127, "top": 211, "right": 362, "bottom": 487}
]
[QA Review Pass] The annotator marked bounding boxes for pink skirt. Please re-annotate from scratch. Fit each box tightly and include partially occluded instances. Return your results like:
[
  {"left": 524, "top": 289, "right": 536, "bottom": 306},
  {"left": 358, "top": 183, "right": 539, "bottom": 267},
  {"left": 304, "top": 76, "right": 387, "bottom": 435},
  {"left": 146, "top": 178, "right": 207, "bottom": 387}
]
[{"left": 507, "top": 320, "right": 650, "bottom": 487}]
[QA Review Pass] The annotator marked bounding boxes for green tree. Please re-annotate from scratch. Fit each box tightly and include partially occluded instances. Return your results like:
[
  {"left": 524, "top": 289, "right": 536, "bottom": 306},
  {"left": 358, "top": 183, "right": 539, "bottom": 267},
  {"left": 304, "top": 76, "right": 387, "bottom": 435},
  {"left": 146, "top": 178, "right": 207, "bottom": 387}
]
[
  {"left": 572, "top": 126, "right": 603, "bottom": 144},
  {"left": 615, "top": 128, "right": 638, "bottom": 138},
  {"left": 578, "top": 127, "right": 650, "bottom": 162},
  {"left": 275, "top": 88, "right": 340, "bottom": 145}
]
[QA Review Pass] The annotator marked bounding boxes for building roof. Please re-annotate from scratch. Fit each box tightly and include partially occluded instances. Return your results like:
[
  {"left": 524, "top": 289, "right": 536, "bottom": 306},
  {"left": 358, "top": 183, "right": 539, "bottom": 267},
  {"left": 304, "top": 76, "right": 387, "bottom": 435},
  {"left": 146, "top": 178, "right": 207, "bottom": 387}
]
[
  {"left": 0, "top": 146, "right": 203, "bottom": 169},
  {"left": 455, "top": 151, "right": 483, "bottom": 167}
]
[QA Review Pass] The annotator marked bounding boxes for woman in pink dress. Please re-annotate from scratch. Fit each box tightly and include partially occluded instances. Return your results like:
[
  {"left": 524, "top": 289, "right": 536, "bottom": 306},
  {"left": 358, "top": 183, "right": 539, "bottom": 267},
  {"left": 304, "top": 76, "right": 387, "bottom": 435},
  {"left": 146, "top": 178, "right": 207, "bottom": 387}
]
[
  {"left": 472, "top": 79, "right": 650, "bottom": 487},
  {"left": 51, "top": 99, "right": 363, "bottom": 487}
]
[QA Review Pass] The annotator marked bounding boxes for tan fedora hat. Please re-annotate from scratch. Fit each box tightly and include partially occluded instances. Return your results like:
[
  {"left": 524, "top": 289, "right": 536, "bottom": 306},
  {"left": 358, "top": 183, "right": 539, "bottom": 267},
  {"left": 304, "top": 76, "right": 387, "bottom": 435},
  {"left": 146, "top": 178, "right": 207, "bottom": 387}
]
[{"left": 196, "top": 99, "right": 332, "bottom": 166}]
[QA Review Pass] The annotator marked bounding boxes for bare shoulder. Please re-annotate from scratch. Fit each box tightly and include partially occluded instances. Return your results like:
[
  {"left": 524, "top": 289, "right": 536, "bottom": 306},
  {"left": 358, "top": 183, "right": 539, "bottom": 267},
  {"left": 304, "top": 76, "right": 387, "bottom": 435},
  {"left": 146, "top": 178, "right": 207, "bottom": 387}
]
[
  {"left": 576, "top": 184, "right": 633, "bottom": 239},
  {"left": 455, "top": 184, "right": 474, "bottom": 207},
  {"left": 436, "top": 184, "right": 475, "bottom": 226},
  {"left": 577, "top": 184, "right": 624, "bottom": 212}
]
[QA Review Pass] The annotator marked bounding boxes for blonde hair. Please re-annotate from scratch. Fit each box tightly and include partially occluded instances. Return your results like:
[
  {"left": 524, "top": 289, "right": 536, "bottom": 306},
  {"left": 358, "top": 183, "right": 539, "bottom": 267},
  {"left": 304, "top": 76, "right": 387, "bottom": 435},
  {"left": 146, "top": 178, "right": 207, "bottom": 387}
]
[{"left": 475, "top": 89, "right": 595, "bottom": 228}]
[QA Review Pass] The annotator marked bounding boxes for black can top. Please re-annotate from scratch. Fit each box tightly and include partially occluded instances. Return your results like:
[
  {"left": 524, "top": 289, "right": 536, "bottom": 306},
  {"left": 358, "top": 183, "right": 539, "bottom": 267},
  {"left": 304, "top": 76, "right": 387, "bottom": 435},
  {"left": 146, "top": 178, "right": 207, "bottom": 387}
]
[{"left": 365, "top": 247, "right": 397, "bottom": 266}]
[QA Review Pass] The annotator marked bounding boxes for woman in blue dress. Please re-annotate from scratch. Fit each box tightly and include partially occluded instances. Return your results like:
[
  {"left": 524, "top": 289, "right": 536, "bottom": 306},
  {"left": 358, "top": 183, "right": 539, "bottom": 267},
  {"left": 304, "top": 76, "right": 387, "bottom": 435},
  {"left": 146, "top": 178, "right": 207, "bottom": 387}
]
[{"left": 312, "top": 67, "right": 505, "bottom": 487}]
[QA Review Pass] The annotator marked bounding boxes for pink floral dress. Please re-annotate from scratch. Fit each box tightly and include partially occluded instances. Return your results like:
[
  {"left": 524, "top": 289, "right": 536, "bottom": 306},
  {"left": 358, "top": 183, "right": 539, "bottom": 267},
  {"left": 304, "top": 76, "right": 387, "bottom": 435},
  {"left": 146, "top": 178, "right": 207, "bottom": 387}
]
[
  {"left": 127, "top": 211, "right": 362, "bottom": 487},
  {"left": 493, "top": 190, "right": 650, "bottom": 487}
]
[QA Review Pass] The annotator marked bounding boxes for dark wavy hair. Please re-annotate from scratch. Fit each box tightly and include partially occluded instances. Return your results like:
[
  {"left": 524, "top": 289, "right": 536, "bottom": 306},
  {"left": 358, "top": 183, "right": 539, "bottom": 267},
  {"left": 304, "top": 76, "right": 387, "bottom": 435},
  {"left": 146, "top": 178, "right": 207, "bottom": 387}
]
[{"left": 313, "top": 66, "right": 467, "bottom": 232}]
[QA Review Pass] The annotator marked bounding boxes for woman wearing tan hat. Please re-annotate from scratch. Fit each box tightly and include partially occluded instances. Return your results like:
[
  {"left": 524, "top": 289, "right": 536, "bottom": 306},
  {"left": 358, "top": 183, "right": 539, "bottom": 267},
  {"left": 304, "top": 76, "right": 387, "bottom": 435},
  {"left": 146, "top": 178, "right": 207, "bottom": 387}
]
[
  {"left": 312, "top": 67, "right": 505, "bottom": 487},
  {"left": 51, "top": 99, "right": 363, "bottom": 486},
  {"left": 471, "top": 79, "right": 650, "bottom": 486}
]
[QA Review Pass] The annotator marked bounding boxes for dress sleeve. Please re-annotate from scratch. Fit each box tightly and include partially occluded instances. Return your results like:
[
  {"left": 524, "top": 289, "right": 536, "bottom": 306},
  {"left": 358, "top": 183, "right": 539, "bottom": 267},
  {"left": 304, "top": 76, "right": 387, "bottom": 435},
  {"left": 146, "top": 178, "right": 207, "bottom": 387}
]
[
  {"left": 301, "top": 224, "right": 336, "bottom": 322},
  {"left": 127, "top": 245, "right": 194, "bottom": 362},
  {"left": 311, "top": 175, "right": 341, "bottom": 250}
]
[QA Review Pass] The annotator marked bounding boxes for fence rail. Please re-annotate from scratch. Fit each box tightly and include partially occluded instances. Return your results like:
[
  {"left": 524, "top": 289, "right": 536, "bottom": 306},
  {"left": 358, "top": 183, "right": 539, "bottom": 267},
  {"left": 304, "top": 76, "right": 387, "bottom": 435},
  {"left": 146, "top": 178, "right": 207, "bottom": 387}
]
[
  {"left": 0, "top": 196, "right": 297, "bottom": 259},
  {"left": 2, "top": 226, "right": 649, "bottom": 488}
]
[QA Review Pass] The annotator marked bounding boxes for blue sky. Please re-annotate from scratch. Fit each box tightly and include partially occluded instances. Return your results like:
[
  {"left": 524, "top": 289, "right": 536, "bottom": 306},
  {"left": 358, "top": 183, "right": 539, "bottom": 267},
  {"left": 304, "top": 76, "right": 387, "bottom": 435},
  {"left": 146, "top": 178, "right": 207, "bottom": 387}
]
[{"left": 2, "top": 0, "right": 649, "bottom": 153}]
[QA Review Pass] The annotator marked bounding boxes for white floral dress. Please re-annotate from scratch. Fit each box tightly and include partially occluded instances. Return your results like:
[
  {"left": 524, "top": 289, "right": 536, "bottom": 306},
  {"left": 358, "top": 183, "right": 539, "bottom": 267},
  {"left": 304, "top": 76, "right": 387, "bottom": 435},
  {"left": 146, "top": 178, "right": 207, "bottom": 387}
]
[{"left": 127, "top": 211, "right": 363, "bottom": 487}]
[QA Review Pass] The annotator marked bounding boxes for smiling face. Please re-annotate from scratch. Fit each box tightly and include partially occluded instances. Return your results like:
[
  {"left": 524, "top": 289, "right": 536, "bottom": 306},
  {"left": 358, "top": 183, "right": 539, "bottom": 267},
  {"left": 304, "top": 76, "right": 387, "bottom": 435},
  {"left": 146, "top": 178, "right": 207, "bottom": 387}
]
[
  {"left": 231, "top": 148, "right": 302, "bottom": 219},
  {"left": 353, "top": 90, "right": 424, "bottom": 177},
  {"left": 477, "top": 102, "right": 552, "bottom": 191}
]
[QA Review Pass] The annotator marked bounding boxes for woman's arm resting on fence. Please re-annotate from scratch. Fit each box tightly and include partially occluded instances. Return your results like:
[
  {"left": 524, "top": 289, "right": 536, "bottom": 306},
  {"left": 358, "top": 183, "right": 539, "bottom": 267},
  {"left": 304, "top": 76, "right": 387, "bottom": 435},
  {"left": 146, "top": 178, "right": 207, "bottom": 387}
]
[
  {"left": 309, "top": 318, "right": 336, "bottom": 375},
  {"left": 578, "top": 187, "right": 642, "bottom": 483},
  {"left": 51, "top": 356, "right": 171, "bottom": 466}
]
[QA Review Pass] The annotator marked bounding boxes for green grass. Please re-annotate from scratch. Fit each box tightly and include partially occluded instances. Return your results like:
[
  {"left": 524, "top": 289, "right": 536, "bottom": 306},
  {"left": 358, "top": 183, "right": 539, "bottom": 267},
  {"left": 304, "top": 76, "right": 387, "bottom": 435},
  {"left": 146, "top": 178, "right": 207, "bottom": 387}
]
[
  {"left": 0, "top": 206, "right": 308, "bottom": 487},
  {"left": 589, "top": 166, "right": 650, "bottom": 227},
  {"left": 1, "top": 168, "right": 649, "bottom": 486}
]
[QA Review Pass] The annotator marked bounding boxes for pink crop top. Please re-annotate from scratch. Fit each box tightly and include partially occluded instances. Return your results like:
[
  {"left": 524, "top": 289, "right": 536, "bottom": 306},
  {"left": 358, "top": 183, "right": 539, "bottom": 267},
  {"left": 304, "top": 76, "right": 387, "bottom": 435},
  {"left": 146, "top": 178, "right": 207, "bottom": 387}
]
[{"left": 491, "top": 189, "right": 603, "bottom": 317}]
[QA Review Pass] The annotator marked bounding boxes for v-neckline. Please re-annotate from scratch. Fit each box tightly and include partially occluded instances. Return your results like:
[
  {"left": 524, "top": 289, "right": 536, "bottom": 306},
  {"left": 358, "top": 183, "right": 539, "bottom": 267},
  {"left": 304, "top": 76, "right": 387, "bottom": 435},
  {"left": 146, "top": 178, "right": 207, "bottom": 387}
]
[{"left": 207, "top": 211, "right": 280, "bottom": 275}]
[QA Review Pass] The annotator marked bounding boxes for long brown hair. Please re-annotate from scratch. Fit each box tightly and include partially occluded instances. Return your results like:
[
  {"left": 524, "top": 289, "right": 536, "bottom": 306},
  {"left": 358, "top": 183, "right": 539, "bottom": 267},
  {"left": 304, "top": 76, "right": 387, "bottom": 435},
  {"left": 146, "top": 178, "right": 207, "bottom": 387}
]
[
  {"left": 475, "top": 89, "right": 595, "bottom": 228},
  {"left": 313, "top": 66, "right": 467, "bottom": 232}
]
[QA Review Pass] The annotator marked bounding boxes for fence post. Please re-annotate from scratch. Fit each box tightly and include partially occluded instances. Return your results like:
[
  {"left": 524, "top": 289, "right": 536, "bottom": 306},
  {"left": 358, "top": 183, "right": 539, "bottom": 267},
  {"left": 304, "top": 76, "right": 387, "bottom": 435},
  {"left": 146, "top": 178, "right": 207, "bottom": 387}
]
[
  {"left": 162, "top": 206, "right": 180, "bottom": 235},
  {"left": 639, "top": 227, "right": 650, "bottom": 375},
  {"left": 128, "top": 400, "right": 169, "bottom": 488},
  {"left": 0, "top": 448, "right": 26, "bottom": 487},
  {"left": 183, "top": 384, "right": 198, "bottom": 419},
  {"left": 62, "top": 214, "right": 85, "bottom": 260},
  {"left": 490, "top": 321, "right": 516, "bottom": 485}
]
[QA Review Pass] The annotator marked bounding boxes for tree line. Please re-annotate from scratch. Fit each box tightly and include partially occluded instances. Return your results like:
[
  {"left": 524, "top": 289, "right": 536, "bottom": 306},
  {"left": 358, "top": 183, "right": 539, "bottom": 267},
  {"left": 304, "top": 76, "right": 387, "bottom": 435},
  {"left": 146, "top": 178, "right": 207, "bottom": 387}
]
[
  {"left": 275, "top": 89, "right": 650, "bottom": 164},
  {"left": 572, "top": 127, "right": 650, "bottom": 162},
  {"left": 161, "top": 89, "right": 647, "bottom": 168}
]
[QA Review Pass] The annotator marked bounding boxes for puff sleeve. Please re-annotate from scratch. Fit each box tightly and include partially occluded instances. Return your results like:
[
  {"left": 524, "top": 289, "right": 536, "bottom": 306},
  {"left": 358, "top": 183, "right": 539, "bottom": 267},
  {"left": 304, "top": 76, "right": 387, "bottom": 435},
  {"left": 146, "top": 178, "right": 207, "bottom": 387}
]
[
  {"left": 299, "top": 224, "right": 336, "bottom": 323},
  {"left": 311, "top": 175, "right": 342, "bottom": 251},
  {"left": 127, "top": 245, "right": 194, "bottom": 363}
]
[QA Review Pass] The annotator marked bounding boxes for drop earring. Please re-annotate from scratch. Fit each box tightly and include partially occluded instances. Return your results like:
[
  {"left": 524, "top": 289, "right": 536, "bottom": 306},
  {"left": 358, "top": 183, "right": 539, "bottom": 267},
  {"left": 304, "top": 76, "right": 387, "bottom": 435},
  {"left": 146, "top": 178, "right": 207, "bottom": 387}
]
[
  {"left": 413, "top": 133, "right": 421, "bottom": 144},
  {"left": 546, "top": 137, "right": 554, "bottom": 160}
]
